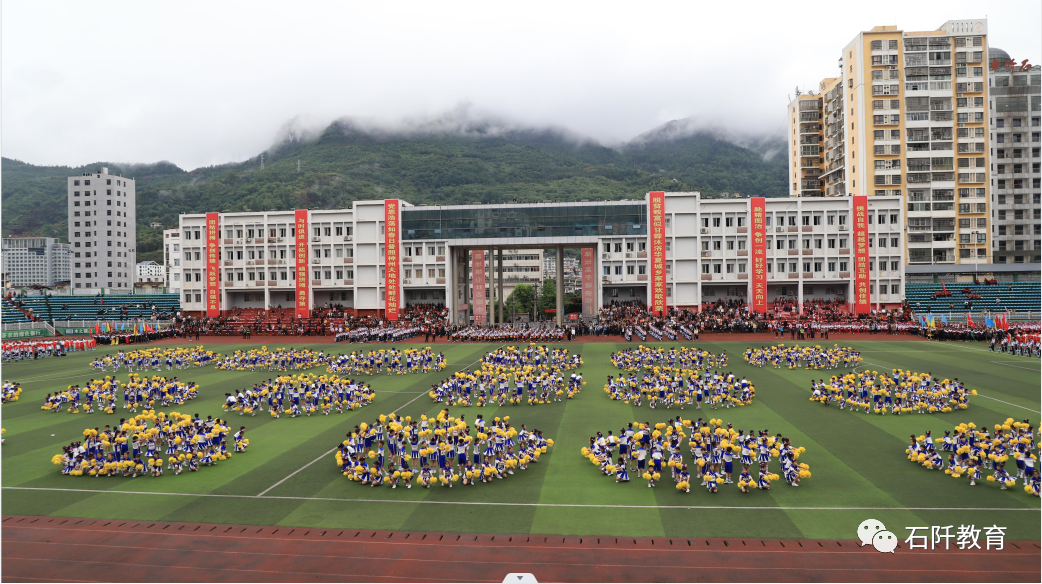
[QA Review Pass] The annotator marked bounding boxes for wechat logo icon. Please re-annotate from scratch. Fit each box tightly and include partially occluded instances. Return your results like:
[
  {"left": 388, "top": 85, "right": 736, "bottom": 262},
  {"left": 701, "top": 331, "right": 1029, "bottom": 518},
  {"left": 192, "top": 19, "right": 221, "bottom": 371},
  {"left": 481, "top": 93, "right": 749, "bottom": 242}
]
[{"left": 857, "top": 519, "right": 897, "bottom": 553}]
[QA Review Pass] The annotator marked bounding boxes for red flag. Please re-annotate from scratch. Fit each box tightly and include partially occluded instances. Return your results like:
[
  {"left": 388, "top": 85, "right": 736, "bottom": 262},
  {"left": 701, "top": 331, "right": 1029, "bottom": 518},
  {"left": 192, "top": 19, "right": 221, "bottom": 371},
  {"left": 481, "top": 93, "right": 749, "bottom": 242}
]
[
  {"left": 941, "top": 281, "right": 948, "bottom": 294},
  {"left": 966, "top": 314, "right": 975, "bottom": 327}
]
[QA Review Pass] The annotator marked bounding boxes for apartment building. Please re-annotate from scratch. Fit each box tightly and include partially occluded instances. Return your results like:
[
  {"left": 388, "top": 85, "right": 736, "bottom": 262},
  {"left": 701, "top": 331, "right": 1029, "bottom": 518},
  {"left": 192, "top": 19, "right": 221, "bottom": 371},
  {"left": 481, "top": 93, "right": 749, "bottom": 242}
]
[
  {"left": 790, "top": 19, "right": 992, "bottom": 268},
  {"left": 0, "top": 236, "right": 71, "bottom": 288},
  {"left": 786, "top": 93, "right": 824, "bottom": 197},
  {"left": 67, "top": 167, "right": 137, "bottom": 290},
  {"left": 163, "top": 228, "right": 182, "bottom": 292},
  {"left": 988, "top": 49, "right": 1041, "bottom": 265},
  {"left": 135, "top": 260, "right": 166, "bottom": 283}
]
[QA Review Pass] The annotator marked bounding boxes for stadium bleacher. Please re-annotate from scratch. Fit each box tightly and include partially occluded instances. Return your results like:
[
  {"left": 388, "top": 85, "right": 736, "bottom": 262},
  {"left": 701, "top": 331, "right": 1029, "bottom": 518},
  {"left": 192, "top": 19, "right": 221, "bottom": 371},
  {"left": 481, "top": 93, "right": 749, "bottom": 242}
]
[
  {"left": 8, "top": 293, "right": 181, "bottom": 323},
  {"left": 905, "top": 282, "right": 1041, "bottom": 314},
  {"left": 1, "top": 299, "right": 30, "bottom": 323}
]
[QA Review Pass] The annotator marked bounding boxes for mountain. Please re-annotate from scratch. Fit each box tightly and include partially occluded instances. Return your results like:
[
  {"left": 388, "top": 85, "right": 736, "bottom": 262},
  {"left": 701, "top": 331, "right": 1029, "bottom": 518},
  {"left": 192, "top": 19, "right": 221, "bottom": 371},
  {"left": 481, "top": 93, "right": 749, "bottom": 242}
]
[{"left": 1, "top": 118, "right": 787, "bottom": 263}]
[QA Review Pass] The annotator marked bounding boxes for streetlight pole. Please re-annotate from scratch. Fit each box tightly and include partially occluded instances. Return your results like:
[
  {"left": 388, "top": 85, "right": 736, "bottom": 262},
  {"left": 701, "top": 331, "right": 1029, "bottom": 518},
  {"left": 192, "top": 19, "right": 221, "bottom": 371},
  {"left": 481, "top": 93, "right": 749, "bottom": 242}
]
[{"left": 971, "top": 230, "right": 979, "bottom": 283}]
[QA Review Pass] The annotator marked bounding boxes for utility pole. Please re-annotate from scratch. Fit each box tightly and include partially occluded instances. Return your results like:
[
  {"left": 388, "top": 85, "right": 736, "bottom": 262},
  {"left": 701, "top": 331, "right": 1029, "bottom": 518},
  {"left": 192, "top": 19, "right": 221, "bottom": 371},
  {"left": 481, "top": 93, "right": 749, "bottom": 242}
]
[
  {"left": 297, "top": 159, "right": 301, "bottom": 173},
  {"left": 260, "top": 154, "right": 265, "bottom": 170}
]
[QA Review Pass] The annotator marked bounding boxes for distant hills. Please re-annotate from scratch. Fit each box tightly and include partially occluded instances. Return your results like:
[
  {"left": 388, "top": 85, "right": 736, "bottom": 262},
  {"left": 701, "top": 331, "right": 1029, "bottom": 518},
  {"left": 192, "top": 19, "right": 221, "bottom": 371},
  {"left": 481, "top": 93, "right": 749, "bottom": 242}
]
[{"left": 1, "top": 117, "right": 787, "bottom": 263}]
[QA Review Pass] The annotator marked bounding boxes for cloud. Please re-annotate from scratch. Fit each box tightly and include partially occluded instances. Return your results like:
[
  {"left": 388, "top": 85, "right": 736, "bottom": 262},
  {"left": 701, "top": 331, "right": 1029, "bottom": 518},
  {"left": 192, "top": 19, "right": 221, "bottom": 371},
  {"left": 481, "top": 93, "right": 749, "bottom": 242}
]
[{"left": 2, "top": 1, "right": 1038, "bottom": 170}]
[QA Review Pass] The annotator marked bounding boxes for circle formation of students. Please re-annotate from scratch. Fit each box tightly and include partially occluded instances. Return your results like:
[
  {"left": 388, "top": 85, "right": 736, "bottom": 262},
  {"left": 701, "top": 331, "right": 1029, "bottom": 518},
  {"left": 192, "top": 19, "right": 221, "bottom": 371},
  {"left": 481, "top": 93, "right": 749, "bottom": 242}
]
[
  {"left": 52, "top": 411, "right": 249, "bottom": 477},
  {"left": 2, "top": 381, "right": 22, "bottom": 403},
  {"left": 744, "top": 344, "right": 863, "bottom": 370},
  {"left": 604, "top": 370, "right": 754, "bottom": 410},
  {"left": 223, "top": 374, "right": 374, "bottom": 418},
  {"left": 429, "top": 345, "right": 584, "bottom": 406},
  {"left": 326, "top": 348, "right": 446, "bottom": 376},
  {"left": 610, "top": 346, "right": 727, "bottom": 373},
  {"left": 810, "top": 369, "right": 973, "bottom": 415},
  {"left": 334, "top": 409, "right": 553, "bottom": 488},
  {"left": 42, "top": 374, "right": 200, "bottom": 414},
  {"left": 581, "top": 418, "right": 811, "bottom": 493},
  {"left": 905, "top": 418, "right": 1038, "bottom": 497},
  {"left": 91, "top": 347, "right": 220, "bottom": 373},
  {"left": 214, "top": 347, "right": 330, "bottom": 371}
]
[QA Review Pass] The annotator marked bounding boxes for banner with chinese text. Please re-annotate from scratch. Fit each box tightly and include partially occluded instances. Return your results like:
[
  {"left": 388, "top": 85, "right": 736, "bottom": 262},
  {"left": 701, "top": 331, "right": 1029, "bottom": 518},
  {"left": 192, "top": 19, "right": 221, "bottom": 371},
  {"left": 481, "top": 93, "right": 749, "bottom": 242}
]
[
  {"left": 205, "top": 212, "right": 220, "bottom": 317},
  {"left": 853, "top": 195, "right": 870, "bottom": 315},
  {"left": 384, "top": 199, "right": 401, "bottom": 320},
  {"left": 581, "top": 247, "right": 595, "bottom": 316},
  {"left": 649, "top": 191, "right": 666, "bottom": 317},
  {"left": 294, "top": 210, "right": 309, "bottom": 319},
  {"left": 750, "top": 197, "right": 767, "bottom": 313},
  {"left": 472, "top": 250, "right": 486, "bottom": 323}
]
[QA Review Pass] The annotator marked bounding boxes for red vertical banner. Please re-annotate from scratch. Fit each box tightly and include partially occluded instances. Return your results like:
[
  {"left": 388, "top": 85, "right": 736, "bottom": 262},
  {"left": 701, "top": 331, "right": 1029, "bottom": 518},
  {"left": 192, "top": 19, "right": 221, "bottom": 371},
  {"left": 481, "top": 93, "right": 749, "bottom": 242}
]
[
  {"left": 471, "top": 250, "right": 486, "bottom": 323},
  {"left": 294, "top": 210, "right": 309, "bottom": 319},
  {"left": 750, "top": 197, "right": 767, "bottom": 313},
  {"left": 384, "top": 199, "right": 400, "bottom": 321},
  {"left": 205, "top": 212, "right": 220, "bottom": 317},
  {"left": 581, "top": 247, "right": 595, "bottom": 316},
  {"left": 853, "top": 195, "right": 870, "bottom": 315},
  {"left": 649, "top": 191, "right": 666, "bottom": 317}
]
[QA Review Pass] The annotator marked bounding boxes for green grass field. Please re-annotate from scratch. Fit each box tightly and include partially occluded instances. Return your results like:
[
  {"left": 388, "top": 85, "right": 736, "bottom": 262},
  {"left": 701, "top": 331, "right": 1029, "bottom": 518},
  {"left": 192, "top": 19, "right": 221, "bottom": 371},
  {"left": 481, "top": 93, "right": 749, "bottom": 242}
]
[{"left": 2, "top": 339, "right": 1039, "bottom": 540}]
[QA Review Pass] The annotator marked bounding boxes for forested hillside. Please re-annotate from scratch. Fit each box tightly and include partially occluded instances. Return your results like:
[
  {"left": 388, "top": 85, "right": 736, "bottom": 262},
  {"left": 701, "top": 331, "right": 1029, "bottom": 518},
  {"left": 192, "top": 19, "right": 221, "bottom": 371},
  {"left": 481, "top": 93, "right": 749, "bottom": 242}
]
[{"left": 1, "top": 119, "right": 787, "bottom": 263}]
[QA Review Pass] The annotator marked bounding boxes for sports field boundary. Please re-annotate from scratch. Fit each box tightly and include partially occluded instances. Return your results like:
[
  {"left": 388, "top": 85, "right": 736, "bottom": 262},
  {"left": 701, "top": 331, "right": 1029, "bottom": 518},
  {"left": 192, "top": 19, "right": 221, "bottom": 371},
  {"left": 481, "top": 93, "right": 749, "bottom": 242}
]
[
  {"left": 3, "top": 515, "right": 1039, "bottom": 583},
  {"left": 4, "top": 486, "right": 1038, "bottom": 512}
]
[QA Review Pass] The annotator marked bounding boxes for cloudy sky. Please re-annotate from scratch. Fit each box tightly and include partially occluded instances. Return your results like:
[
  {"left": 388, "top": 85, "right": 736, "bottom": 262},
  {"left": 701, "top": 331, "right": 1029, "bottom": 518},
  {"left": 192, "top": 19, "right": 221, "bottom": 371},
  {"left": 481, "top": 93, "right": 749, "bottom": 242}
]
[{"left": 2, "top": 1, "right": 1039, "bottom": 170}]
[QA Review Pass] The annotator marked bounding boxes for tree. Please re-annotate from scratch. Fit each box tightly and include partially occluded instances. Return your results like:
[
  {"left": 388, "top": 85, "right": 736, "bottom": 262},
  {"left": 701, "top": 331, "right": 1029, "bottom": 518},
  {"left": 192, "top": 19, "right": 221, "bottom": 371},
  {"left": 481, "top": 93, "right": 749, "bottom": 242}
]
[
  {"left": 506, "top": 283, "right": 534, "bottom": 320},
  {"left": 538, "top": 278, "right": 557, "bottom": 318}
]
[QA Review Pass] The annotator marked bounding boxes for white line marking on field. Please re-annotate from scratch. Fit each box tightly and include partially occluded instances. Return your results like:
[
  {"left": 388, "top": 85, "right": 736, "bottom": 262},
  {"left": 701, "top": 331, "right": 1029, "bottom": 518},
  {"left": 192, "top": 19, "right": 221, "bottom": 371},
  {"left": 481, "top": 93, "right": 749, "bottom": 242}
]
[
  {"left": 990, "top": 360, "right": 1041, "bottom": 372},
  {"left": 973, "top": 394, "right": 1042, "bottom": 414},
  {"left": 255, "top": 346, "right": 503, "bottom": 497},
  {"left": 4, "top": 486, "right": 1038, "bottom": 512}
]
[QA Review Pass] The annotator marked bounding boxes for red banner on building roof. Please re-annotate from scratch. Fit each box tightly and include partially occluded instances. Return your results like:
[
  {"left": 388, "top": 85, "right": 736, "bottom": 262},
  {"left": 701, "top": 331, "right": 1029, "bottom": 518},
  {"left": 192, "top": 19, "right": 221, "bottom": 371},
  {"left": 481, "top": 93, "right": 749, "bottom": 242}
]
[
  {"left": 649, "top": 191, "right": 666, "bottom": 317},
  {"left": 384, "top": 199, "right": 401, "bottom": 321},
  {"left": 294, "top": 210, "right": 309, "bottom": 319},
  {"left": 205, "top": 212, "right": 220, "bottom": 317},
  {"left": 750, "top": 197, "right": 767, "bottom": 313},
  {"left": 853, "top": 195, "right": 870, "bottom": 315}
]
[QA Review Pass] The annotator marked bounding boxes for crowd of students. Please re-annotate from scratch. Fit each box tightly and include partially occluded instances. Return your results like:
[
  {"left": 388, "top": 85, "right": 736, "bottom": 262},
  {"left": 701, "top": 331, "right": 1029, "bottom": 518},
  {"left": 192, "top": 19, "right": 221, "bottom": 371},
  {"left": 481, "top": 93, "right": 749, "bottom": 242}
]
[
  {"left": 335, "top": 410, "right": 553, "bottom": 488},
  {"left": 214, "top": 347, "right": 330, "bottom": 371},
  {"left": 604, "top": 370, "right": 753, "bottom": 410},
  {"left": 581, "top": 418, "right": 810, "bottom": 492},
  {"left": 53, "top": 412, "right": 247, "bottom": 477},
  {"left": 2, "top": 338, "right": 96, "bottom": 362},
  {"left": 809, "top": 370, "right": 973, "bottom": 415},
  {"left": 42, "top": 375, "right": 200, "bottom": 414},
  {"left": 90, "top": 347, "right": 219, "bottom": 373},
  {"left": 743, "top": 345, "right": 862, "bottom": 370},
  {"left": 906, "top": 418, "right": 1038, "bottom": 496},
  {"left": 326, "top": 348, "right": 445, "bottom": 375},
  {"left": 223, "top": 374, "right": 374, "bottom": 418},
  {"left": 428, "top": 345, "right": 583, "bottom": 406},
  {"left": 334, "top": 326, "right": 421, "bottom": 343},
  {"left": 609, "top": 346, "right": 727, "bottom": 372},
  {"left": 449, "top": 325, "right": 569, "bottom": 342}
]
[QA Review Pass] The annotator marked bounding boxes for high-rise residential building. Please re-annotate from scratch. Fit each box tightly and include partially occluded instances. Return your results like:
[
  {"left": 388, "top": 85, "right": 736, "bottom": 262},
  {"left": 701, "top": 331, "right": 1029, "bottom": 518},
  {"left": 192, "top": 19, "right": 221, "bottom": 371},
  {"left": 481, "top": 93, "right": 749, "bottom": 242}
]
[
  {"left": 163, "top": 228, "right": 182, "bottom": 292},
  {"left": 1, "top": 236, "right": 71, "bottom": 288},
  {"left": 987, "top": 50, "right": 1041, "bottom": 265},
  {"left": 790, "top": 19, "right": 992, "bottom": 268},
  {"left": 786, "top": 93, "right": 824, "bottom": 197},
  {"left": 67, "top": 167, "right": 136, "bottom": 290}
]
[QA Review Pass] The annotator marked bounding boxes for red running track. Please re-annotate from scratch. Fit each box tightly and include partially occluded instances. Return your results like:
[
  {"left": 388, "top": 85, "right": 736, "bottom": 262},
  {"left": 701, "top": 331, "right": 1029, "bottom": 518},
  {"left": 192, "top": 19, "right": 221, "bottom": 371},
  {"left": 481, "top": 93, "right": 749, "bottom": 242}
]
[{"left": 2, "top": 516, "right": 1039, "bottom": 583}]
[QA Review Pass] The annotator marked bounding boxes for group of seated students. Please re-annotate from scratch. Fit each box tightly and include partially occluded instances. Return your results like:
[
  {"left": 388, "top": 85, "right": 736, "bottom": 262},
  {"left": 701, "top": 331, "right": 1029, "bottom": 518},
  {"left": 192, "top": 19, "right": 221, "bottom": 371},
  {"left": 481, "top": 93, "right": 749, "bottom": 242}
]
[{"left": 335, "top": 409, "right": 553, "bottom": 488}]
